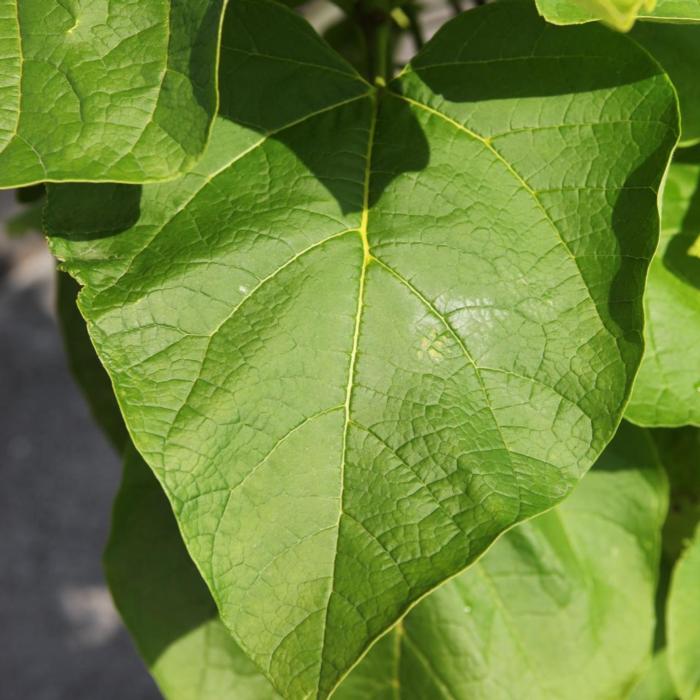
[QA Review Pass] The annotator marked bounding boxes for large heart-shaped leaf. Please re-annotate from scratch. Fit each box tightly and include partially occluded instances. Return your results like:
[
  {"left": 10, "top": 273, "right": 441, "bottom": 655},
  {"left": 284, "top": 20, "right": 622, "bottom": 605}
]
[
  {"left": 626, "top": 150, "right": 700, "bottom": 427},
  {"left": 0, "top": 0, "right": 226, "bottom": 187},
  {"left": 105, "top": 422, "right": 666, "bottom": 700},
  {"left": 535, "top": 0, "right": 700, "bottom": 29},
  {"left": 46, "top": 1, "right": 677, "bottom": 696}
]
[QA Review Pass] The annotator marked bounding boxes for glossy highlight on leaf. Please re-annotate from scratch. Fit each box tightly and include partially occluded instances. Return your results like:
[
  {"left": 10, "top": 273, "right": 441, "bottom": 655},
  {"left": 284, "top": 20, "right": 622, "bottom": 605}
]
[
  {"left": 46, "top": 1, "right": 678, "bottom": 696},
  {"left": 0, "top": 0, "right": 227, "bottom": 188}
]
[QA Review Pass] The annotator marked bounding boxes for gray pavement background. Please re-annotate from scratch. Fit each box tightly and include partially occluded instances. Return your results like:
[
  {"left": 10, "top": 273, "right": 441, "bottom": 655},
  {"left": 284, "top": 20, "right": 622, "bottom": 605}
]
[{"left": 0, "top": 190, "right": 160, "bottom": 700}]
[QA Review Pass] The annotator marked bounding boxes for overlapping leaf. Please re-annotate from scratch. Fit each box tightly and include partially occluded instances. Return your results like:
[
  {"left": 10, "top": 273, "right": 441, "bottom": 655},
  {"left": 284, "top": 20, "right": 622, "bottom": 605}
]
[
  {"left": 668, "top": 524, "right": 700, "bottom": 699},
  {"left": 626, "top": 151, "right": 700, "bottom": 427},
  {"left": 106, "top": 423, "right": 666, "bottom": 700},
  {"left": 0, "top": 0, "right": 226, "bottom": 187},
  {"left": 46, "top": 1, "right": 677, "bottom": 696},
  {"left": 535, "top": 0, "right": 700, "bottom": 29},
  {"left": 336, "top": 423, "right": 667, "bottom": 700},
  {"left": 627, "top": 427, "right": 700, "bottom": 700},
  {"left": 57, "top": 272, "right": 128, "bottom": 450},
  {"left": 629, "top": 652, "right": 677, "bottom": 700},
  {"left": 630, "top": 24, "right": 700, "bottom": 146}
]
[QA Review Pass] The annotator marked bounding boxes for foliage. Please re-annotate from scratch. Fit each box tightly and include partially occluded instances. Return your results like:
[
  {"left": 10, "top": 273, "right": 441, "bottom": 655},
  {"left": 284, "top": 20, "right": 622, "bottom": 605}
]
[{"left": 4, "top": 0, "right": 700, "bottom": 698}]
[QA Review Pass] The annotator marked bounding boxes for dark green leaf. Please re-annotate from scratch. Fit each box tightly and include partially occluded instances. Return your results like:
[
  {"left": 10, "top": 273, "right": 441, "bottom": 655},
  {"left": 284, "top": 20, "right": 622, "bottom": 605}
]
[
  {"left": 56, "top": 272, "right": 128, "bottom": 451},
  {"left": 631, "top": 24, "right": 700, "bottom": 147}
]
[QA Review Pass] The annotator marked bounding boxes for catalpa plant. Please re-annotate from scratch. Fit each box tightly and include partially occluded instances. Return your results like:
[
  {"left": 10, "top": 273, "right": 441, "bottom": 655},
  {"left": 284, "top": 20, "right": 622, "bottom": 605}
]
[{"left": 6, "top": 0, "right": 700, "bottom": 698}]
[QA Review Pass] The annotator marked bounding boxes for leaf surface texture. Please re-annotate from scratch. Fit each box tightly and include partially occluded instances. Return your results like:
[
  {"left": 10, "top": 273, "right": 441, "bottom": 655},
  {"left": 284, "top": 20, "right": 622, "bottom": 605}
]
[
  {"left": 47, "top": 1, "right": 678, "bottom": 696},
  {"left": 106, "top": 425, "right": 667, "bottom": 700},
  {"left": 0, "top": 0, "right": 226, "bottom": 186}
]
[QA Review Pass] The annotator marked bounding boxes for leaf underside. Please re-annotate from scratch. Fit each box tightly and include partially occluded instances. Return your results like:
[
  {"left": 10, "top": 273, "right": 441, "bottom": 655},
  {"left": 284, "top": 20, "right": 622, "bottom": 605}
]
[
  {"left": 0, "top": 0, "right": 226, "bottom": 187},
  {"left": 46, "top": 1, "right": 677, "bottom": 697}
]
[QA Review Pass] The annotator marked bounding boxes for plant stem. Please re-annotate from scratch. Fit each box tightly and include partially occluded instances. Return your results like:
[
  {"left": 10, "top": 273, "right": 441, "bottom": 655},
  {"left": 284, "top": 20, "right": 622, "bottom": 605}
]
[
  {"left": 359, "top": 9, "right": 392, "bottom": 84},
  {"left": 374, "top": 21, "right": 391, "bottom": 83},
  {"left": 448, "top": 0, "right": 462, "bottom": 14},
  {"left": 404, "top": 4, "right": 424, "bottom": 51}
]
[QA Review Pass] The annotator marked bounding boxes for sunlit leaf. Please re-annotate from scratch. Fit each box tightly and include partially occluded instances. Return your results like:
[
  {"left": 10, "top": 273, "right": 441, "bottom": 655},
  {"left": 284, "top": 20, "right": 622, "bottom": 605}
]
[{"left": 46, "top": 1, "right": 677, "bottom": 695}]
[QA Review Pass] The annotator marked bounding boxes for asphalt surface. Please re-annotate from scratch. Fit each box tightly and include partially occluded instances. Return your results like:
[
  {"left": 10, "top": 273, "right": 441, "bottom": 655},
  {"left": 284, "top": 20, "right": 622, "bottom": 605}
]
[{"left": 0, "top": 190, "right": 160, "bottom": 700}]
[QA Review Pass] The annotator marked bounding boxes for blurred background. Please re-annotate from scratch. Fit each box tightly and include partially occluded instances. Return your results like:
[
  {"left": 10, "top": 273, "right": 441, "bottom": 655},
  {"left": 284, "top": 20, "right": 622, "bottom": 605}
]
[{"left": 0, "top": 1, "right": 460, "bottom": 698}]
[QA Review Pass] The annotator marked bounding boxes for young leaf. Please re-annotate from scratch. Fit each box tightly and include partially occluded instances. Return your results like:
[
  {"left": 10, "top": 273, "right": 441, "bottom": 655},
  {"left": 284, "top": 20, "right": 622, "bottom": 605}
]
[
  {"left": 107, "top": 423, "right": 666, "bottom": 700},
  {"left": 535, "top": 0, "right": 700, "bottom": 29},
  {"left": 630, "top": 24, "right": 700, "bottom": 146},
  {"left": 626, "top": 150, "right": 700, "bottom": 427},
  {"left": 667, "top": 524, "right": 700, "bottom": 699},
  {"left": 0, "top": 0, "right": 226, "bottom": 188},
  {"left": 46, "top": 1, "right": 678, "bottom": 696}
]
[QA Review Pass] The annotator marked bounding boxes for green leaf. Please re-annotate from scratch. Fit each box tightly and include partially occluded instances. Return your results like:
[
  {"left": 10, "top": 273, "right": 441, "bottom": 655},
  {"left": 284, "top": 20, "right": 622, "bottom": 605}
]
[
  {"left": 629, "top": 651, "right": 677, "bottom": 700},
  {"left": 106, "top": 445, "right": 402, "bottom": 699},
  {"left": 653, "top": 427, "right": 700, "bottom": 561},
  {"left": 630, "top": 24, "right": 700, "bottom": 146},
  {"left": 535, "top": 0, "right": 700, "bottom": 29},
  {"left": 338, "top": 422, "right": 668, "bottom": 700},
  {"left": 626, "top": 149, "right": 700, "bottom": 427},
  {"left": 668, "top": 524, "right": 700, "bottom": 699},
  {"left": 107, "top": 423, "right": 666, "bottom": 700},
  {"left": 45, "top": 1, "right": 678, "bottom": 696},
  {"left": 0, "top": 0, "right": 227, "bottom": 188},
  {"left": 106, "top": 445, "right": 282, "bottom": 700},
  {"left": 56, "top": 271, "right": 128, "bottom": 451}
]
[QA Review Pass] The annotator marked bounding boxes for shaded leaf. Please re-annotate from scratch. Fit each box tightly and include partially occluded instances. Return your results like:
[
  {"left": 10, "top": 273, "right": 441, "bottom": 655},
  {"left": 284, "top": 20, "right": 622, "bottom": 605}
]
[
  {"left": 338, "top": 423, "right": 668, "bottom": 700},
  {"left": 668, "top": 524, "right": 700, "bottom": 699},
  {"left": 626, "top": 149, "right": 700, "bottom": 427},
  {"left": 631, "top": 24, "right": 700, "bottom": 146},
  {"left": 653, "top": 427, "right": 700, "bottom": 561},
  {"left": 56, "top": 272, "right": 128, "bottom": 451},
  {"left": 46, "top": 1, "right": 678, "bottom": 696}
]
